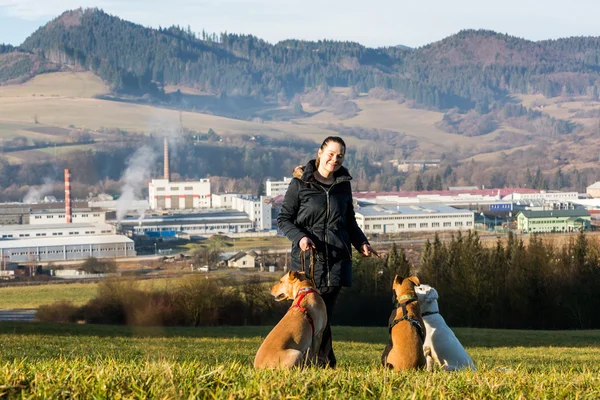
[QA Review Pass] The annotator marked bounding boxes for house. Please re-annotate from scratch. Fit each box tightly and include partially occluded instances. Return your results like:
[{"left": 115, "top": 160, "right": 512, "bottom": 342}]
[
  {"left": 226, "top": 251, "right": 258, "bottom": 268},
  {"left": 587, "top": 182, "right": 600, "bottom": 198},
  {"left": 516, "top": 210, "right": 591, "bottom": 233}
]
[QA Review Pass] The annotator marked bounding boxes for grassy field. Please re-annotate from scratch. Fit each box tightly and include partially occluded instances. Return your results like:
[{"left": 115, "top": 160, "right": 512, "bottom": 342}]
[
  {"left": 0, "top": 71, "right": 109, "bottom": 99},
  {"left": 0, "top": 278, "right": 185, "bottom": 309},
  {"left": 0, "top": 72, "right": 486, "bottom": 159},
  {"left": 0, "top": 323, "right": 599, "bottom": 398}
]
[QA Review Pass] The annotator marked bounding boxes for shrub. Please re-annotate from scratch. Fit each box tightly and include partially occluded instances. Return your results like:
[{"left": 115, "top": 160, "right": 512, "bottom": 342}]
[{"left": 37, "top": 301, "right": 82, "bottom": 323}]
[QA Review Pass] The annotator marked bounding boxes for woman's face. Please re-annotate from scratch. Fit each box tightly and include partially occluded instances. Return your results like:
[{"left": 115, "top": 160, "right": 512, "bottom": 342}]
[{"left": 318, "top": 141, "right": 345, "bottom": 173}]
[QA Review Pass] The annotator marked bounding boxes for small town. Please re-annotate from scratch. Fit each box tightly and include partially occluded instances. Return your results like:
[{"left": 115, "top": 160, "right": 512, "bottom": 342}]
[{"left": 2, "top": 2, "right": 600, "bottom": 398}]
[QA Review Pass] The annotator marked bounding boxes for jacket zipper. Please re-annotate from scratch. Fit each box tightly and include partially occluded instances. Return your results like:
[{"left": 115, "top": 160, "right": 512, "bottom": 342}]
[
  {"left": 313, "top": 178, "right": 345, "bottom": 287},
  {"left": 324, "top": 181, "right": 341, "bottom": 287}
]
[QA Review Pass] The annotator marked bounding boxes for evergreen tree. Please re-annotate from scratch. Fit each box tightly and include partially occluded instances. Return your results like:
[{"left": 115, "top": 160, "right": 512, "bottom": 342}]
[{"left": 414, "top": 175, "right": 424, "bottom": 191}]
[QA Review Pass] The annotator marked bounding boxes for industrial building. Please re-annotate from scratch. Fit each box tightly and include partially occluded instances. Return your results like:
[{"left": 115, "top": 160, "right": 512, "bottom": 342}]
[
  {"left": 29, "top": 208, "right": 106, "bottom": 225},
  {"left": 148, "top": 137, "right": 211, "bottom": 210},
  {"left": 148, "top": 178, "right": 211, "bottom": 210},
  {"left": 354, "top": 188, "right": 579, "bottom": 208},
  {"left": 586, "top": 182, "right": 600, "bottom": 198},
  {"left": 0, "top": 235, "right": 136, "bottom": 264},
  {"left": 516, "top": 210, "right": 591, "bottom": 233},
  {"left": 116, "top": 210, "right": 254, "bottom": 237},
  {"left": 266, "top": 177, "right": 292, "bottom": 196},
  {"left": 231, "top": 195, "right": 272, "bottom": 230},
  {"left": 355, "top": 205, "right": 474, "bottom": 234},
  {"left": 211, "top": 193, "right": 240, "bottom": 209},
  {"left": 0, "top": 223, "right": 115, "bottom": 239}
]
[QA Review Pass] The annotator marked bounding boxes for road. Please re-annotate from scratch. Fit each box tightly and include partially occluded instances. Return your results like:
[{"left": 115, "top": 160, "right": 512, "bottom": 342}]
[{"left": 0, "top": 309, "right": 36, "bottom": 322}]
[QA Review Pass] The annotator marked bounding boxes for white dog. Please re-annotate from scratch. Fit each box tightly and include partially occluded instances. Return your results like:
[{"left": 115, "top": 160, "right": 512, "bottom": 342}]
[{"left": 414, "top": 284, "right": 476, "bottom": 371}]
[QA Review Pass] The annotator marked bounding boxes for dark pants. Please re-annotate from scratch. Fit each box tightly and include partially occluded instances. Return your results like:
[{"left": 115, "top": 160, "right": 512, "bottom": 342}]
[{"left": 317, "top": 286, "right": 341, "bottom": 368}]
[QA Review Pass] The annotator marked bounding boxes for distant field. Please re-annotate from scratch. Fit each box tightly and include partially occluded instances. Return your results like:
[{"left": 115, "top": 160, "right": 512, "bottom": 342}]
[
  {"left": 463, "top": 144, "right": 537, "bottom": 163},
  {"left": 0, "top": 278, "right": 178, "bottom": 309},
  {"left": 0, "top": 323, "right": 599, "bottom": 398},
  {"left": 1, "top": 72, "right": 598, "bottom": 166},
  {"left": 0, "top": 71, "right": 109, "bottom": 98},
  {"left": 517, "top": 94, "right": 600, "bottom": 128}
]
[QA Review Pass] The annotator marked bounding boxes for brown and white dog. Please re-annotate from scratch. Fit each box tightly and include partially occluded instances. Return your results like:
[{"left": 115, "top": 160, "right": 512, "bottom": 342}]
[
  {"left": 381, "top": 275, "right": 427, "bottom": 370},
  {"left": 254, "top": 271, "right": 327, "bottom": 369}
]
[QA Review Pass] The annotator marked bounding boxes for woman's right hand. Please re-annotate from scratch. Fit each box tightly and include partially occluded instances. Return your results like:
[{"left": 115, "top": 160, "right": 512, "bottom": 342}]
[{"left": 299, "top": 236, "right": 316, "bottom": 251}]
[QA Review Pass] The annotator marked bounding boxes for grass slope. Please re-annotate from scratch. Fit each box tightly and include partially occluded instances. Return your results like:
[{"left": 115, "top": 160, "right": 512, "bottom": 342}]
[
  {"left": 1, "top": 72, "right": 598, "bottom": 171},
  {"left": 1, "top": 323, "right": 599, "bottom": 398}
]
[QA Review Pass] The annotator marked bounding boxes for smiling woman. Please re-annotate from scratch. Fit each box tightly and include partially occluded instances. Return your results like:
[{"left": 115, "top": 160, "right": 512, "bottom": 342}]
[{"left": 277, "top": 135, "right": 379, "bottom": 368}]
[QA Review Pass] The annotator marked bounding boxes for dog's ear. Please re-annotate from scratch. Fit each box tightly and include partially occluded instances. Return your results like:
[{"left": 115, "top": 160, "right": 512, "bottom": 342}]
[
  {"left": 393, "top": 275, "right": 403, "bottom": 285},
  {"left": 408, "top": 276, "right": 420, "bottom": 286},
  {"left": 428, "top": 287, "right": 439, "bottom": 301},
  {"left": 289, "top": 270, "right": 300, "bottom": 280}
]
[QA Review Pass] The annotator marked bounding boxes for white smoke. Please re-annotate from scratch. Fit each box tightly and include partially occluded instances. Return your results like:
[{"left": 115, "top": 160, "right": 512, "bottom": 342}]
[
  {"left": 23, "top": 178, "right": 55, "bottom": 204},
  {"left": 116, "top": 146, "right": 158, "bottom": 221}
]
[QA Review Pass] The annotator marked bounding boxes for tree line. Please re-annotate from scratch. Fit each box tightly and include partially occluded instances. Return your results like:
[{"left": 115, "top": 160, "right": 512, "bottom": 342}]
[{"left": 334, "top": 232, "right": 600, "bottom": 330}]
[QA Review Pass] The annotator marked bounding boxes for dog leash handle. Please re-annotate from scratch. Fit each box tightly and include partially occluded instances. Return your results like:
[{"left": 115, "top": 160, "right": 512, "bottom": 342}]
[{"left": 300, "top": 249, "right": 316, "bottom": 287}]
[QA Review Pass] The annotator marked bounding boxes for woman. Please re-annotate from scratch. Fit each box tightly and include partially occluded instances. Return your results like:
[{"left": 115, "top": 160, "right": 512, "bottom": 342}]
[{"left": 277, "top": 136, "right": 378, "bottom": 368}]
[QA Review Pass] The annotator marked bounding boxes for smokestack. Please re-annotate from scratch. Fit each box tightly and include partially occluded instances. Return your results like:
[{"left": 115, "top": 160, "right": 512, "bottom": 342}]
[
  {"left": 64, "top": 169, "right": 72, "bottom": 223},
  {"left": 163, "top": 137, "right": 170, "bottom": 181}
]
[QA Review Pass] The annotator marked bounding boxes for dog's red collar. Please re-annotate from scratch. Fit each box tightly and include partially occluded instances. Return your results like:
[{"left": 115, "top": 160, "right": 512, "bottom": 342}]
[{"left": 290, "top": 288, "right": 319, "bottom": 337}]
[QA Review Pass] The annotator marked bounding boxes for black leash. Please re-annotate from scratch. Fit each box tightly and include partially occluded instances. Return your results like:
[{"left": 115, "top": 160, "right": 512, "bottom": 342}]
[{"left": 300, "top": 248, "right": 316, "bottom": 287}]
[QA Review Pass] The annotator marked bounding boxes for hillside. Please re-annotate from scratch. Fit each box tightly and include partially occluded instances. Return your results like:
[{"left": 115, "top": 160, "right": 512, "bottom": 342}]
[
  {"left": 1, "top": 8, "right": 600, "bottom": 199},
  {"left": 8, "top": 10, "right": 599, "bottom": 111}
]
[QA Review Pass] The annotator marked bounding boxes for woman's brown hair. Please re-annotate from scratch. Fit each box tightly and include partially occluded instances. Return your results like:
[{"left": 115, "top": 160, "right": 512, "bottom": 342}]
[{"left": 315, "top": 136, "right": 346, "bottom": 168}]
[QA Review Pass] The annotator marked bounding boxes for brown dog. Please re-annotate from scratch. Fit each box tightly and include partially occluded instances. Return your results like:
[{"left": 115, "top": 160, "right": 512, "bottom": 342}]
[
  {"left": 254, "top": 271, "right": 327, "bottom": 369},
  {"left": 381, "top": 275, "right": 427, "bottom": 370}
]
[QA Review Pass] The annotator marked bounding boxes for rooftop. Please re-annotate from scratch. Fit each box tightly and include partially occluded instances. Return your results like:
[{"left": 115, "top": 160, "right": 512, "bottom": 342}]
[
  {"left": 0, "top": 234, "right": 133, "bottom": 249},
  {"left": 0, "top": 223, "right": 114, "bottom": 232},
  {"left": 587, "top": 181, "right": 600, "bottom": 189},
  {"left": 517, "top": 210, "right": 591, "bottom": 218},
  {"left": 353, "top": 188, "right": 540, "bottom": 199},
  {"left": 356, "top": 205, "right": 473, "bottom": 217},
  {"left": 115, "top": 211, "right": 249, "bottom": 225}
]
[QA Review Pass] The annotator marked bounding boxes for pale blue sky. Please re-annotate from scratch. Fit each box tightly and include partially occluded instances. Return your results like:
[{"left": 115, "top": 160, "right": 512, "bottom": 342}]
[{"left": 1, "top": 0, "right": 599, "bottom": 48}]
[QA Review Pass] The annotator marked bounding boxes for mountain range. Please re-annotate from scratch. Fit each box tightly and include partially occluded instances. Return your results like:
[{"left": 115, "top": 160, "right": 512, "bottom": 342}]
[
  {"left": 1, "top": 7, "right": 600, "bottom": 196},
  {"left": 2, "top": 7, "right": 600, "bottom": 111}
]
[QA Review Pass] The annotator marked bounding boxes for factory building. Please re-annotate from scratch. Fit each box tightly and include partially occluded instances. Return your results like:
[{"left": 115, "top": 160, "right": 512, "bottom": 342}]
[
  {"left": 29, "top": 209, "right": 106, "bottom": 225},
  {"left": 116, "top": 210, "right": 253, "bottom": 237},
  {"left": 355, "top": 205, "right": 474, "bottom": 234},
  {"left": 148, "top": 178, "right": 211, "bottom": 210},
  {"left": 231, "top": 195, "right": 272, "bottom": 231},
  {"left": 1, "top": 223, "right": 115, "bottom": 239},
  {"left": 147, "top": 137, "right": 211, "bottom": 210},
  {"left": 266, "top": 177, "right": 292, "bottom": 197},
  {"left": 211, "top": 193, "right": 240, "bottom": 209},
  {"left": 0, "top": 235, "right": 135, "bottom": 264}
]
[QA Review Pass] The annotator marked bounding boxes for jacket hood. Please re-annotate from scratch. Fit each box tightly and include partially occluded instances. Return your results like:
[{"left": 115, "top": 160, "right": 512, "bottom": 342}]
[{"left": 293, "top": 160, "right": 352, "bottom": 183}]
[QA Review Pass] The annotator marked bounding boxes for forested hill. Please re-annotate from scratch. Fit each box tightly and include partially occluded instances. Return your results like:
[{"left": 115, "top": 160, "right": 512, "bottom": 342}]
[{"left": 8, "top": 8, "right": 600, "bottom": 110}]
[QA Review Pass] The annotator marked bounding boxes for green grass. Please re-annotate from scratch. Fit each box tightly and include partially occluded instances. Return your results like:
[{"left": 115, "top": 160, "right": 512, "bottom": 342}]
[
  {"left": 0, "top": 278, "right": 185, "bottom": 309},
  {"left": 1, "top": 323, "right": 599, "bottom": 398},
  {"left": 0, "top": 282, "right": 98, "bottom": 309}
]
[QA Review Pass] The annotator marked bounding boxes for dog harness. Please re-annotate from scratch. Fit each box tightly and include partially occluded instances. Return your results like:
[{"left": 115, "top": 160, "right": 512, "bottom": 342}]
[
  {"left": 389, "top": 295, "right": 425, "bottom": 343},
  {"left": 290, "top": 287, "right": 319, "bottom": 337}
]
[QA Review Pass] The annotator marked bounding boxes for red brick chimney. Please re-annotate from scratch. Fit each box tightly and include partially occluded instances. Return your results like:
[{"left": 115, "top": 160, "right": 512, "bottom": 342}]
[
  {"left": 64, "top": 169, "right": 72, "bottom": 223},
  {"left": 164, "top": 137, "right": 170, "bottom": 181}
]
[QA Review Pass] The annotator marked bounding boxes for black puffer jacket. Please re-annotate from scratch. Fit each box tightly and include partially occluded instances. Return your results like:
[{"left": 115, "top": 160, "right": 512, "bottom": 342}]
[{"left": 277, "top": 160, "right": 368, "bottom": 288}]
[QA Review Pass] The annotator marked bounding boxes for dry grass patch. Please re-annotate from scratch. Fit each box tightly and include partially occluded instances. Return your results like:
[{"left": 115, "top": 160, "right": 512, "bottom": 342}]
[{"left": 0, "top": 71, "right": 109, "bottom": 98}]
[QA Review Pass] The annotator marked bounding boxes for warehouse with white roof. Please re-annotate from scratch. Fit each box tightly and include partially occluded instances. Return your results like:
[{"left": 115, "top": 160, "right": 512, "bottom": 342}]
[
  {"left": 0, "top": 235, "right": 135, "bottom": 263},
  {"left": 355, "top": 205, "right": 474, "bottom": 234}
]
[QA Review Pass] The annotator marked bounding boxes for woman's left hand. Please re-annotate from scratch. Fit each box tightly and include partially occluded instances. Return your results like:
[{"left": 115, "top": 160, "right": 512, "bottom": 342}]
[{"left": 361, "top": 243, "right": 380, "bottom": 258}]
